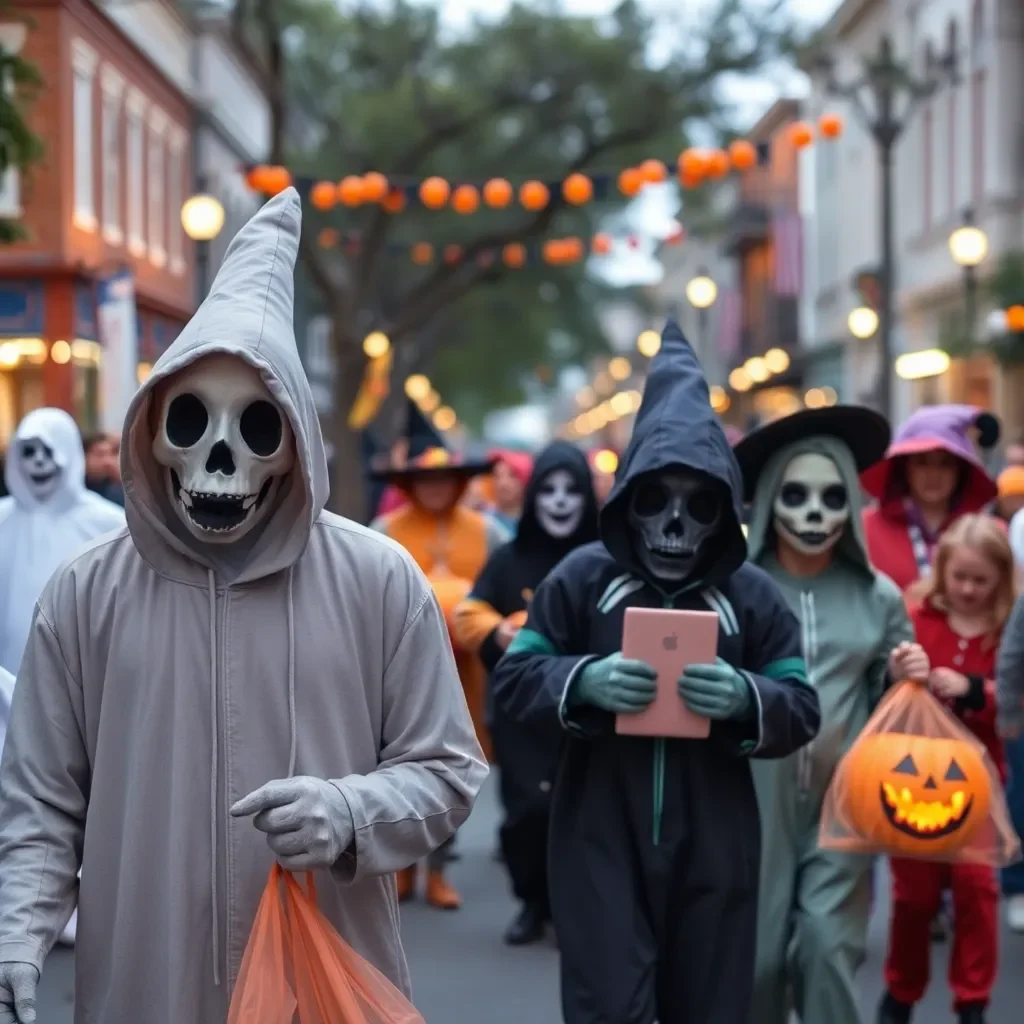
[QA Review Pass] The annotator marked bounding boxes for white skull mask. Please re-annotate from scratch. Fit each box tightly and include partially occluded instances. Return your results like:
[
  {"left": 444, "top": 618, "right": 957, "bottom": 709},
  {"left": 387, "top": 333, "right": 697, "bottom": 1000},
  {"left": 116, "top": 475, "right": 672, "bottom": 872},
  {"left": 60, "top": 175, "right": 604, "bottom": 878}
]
[
  {"left": 773, "top": 453, "right": 849, "bottom": 556},
  {"left": 628, "top": 468, "right": 723, "bottom": 582},
  {"left": 152, "top": 353, "right": 295, "bottom": 544},
  {"left": 535, "top": 468, "right": 585, "bottom": 539},
  {"left": 18, "top": 436, "right": 61, "bottom": 501}
]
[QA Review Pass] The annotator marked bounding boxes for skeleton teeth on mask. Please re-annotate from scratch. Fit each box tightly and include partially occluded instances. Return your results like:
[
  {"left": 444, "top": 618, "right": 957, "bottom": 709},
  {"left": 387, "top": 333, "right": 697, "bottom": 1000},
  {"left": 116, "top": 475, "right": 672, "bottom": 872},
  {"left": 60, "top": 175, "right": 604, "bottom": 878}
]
[
  {"left": 628, "top": 468, "right": 723, "bottom": 582},
  {"left": 535, "top": 468, "right": 585, "bottom": 539},
  {"left": 773, "top": 452, "right": 849, "bottom": 557},
  {"left": 152, "top": 354, "right": 295, "bottom": 544}
]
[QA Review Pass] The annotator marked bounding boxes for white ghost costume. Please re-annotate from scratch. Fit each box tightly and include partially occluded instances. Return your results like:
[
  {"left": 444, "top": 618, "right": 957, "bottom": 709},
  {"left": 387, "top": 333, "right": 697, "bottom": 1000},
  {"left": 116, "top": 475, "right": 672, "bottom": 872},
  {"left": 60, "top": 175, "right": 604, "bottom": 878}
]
[
  {"left": 0, "top": 188, "right": 486, "bottom": 1023},
  {"left": 0, "top": 409, "right": 125, "bottom": 675}
]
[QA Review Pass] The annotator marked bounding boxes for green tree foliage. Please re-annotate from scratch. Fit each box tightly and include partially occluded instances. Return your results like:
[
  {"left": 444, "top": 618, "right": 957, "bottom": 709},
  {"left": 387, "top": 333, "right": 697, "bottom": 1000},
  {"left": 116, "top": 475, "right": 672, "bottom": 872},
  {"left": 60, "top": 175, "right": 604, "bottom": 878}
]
[
  {"left": 0, "top": 5, "right": 43, "bottom": 243},
  {"left": 231, "top": 0, "right": 793, "bottom": 518}
]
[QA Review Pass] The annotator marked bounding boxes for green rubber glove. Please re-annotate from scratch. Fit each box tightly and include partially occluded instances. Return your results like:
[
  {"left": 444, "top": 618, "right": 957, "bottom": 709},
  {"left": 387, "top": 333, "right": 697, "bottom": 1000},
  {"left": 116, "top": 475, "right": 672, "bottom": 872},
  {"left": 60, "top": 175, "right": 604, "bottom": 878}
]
[
  {"left": 572, "top": 653, "right": 657, "bottom": 714},
  {"left": 679, "top": 657, "right": 754, "bottom": 722}
]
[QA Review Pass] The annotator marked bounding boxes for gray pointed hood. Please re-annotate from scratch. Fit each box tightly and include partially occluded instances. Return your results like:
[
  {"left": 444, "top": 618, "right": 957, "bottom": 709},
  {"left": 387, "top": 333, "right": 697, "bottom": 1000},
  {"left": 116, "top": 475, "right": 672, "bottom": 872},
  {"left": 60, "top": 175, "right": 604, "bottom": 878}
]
[{"left": 120, "top": 187, "right": 330, "bottom": 584}]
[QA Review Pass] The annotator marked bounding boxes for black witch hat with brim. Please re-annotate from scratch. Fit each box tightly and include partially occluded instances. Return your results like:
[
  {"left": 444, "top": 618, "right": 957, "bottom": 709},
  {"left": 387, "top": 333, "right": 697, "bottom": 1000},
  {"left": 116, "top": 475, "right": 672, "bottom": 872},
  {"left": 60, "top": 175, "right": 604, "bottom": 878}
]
[
  {"left": 371, "top": 446, "right": 495, "bottom": 483},
  {"left": 733, "top": 406, "right": 891, "bottom": 504}
]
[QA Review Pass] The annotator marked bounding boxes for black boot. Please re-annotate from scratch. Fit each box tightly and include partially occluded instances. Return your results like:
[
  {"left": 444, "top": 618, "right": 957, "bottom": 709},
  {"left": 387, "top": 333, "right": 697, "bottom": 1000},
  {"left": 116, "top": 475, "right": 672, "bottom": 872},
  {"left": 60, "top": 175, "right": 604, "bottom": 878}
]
[
  {"left": 877, "top": 992, "right": 913, "bottom": 1024},
  {"left": 503, "top": 902, "right": 546, "bottom": 945},
  {"left": 958, "top": 1003, "right": 987, "bottom": 1024}
]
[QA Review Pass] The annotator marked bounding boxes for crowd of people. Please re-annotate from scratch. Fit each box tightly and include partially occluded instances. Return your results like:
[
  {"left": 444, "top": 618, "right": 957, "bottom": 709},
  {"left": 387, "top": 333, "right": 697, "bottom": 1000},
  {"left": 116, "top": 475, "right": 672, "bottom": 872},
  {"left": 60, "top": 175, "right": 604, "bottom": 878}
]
[{"left": 0, "top": 189, "right": 1021, "bottom": 1023}]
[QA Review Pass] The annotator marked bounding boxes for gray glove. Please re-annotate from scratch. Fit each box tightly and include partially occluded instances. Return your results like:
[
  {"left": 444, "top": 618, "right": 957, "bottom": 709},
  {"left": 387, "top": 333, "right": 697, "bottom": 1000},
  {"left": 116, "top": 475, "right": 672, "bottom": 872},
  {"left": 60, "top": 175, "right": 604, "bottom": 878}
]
[
  {"left": 572, "top": 653, "right": 657, "bottom": 714},
  {"left": 230, "top": 776, "right": 355, "bottom": 871},
  {"left": 0, "top": 962, "right": 38, "bottom": 1024}
]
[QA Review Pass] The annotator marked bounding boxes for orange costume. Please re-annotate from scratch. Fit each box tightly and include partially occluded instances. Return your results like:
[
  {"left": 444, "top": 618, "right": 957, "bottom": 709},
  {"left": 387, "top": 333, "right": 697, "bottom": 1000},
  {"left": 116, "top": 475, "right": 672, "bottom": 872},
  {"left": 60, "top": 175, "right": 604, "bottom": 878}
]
[{"left": 370, "top": 447, "right": 509, "bottom": 909}]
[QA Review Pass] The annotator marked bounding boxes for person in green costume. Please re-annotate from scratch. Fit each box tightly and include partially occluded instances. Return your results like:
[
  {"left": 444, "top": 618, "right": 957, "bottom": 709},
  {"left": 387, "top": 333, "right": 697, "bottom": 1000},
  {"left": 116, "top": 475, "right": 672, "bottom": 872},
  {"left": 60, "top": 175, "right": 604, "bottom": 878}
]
[{"left": 734, "top": 406, "right": 926, "bottom": 1024}]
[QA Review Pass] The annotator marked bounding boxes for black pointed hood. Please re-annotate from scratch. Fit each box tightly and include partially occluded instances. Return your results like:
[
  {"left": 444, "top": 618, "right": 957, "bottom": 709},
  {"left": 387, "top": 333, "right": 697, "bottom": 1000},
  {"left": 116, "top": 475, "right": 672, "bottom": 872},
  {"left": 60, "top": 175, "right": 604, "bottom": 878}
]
[
  {"left": 600, "top": 319, "right": 747, "bottom": 587},
  {"left": 406, "top": 399, "right": 445, "bottom": 459},
  {"left": 515, "top": 441, "right": 599, "bottom": 561}
]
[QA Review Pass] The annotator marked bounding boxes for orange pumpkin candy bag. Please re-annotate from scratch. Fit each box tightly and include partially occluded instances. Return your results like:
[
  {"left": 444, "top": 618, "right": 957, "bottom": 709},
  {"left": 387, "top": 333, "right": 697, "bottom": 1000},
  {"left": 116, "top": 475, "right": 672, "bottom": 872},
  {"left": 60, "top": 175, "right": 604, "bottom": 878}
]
[
  {"left": 228, "top": 865, "right": 426, "bottom": 1024},
  {"left": 819, "top": 681, "right": 1021, "bottom": 866}
]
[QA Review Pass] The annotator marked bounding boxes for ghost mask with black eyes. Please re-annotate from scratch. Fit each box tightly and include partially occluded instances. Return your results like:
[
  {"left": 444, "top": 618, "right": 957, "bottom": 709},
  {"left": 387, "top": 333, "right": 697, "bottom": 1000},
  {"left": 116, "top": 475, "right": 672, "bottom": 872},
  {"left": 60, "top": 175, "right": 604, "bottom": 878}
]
[
  {"left": 773, "top": 452, "right": 849, "bottom": 556},
  {"left": 535, "top": 468, "right": 585, "bottom": 539},
  {"left": 152, "top": 354, "right": 294, "bottom": 544},
  {"left": 628, "top": 468, "right": 723, "bottom": 583},
  {"left": 18, "top": 437, "right": 61, "bottom": 501}
]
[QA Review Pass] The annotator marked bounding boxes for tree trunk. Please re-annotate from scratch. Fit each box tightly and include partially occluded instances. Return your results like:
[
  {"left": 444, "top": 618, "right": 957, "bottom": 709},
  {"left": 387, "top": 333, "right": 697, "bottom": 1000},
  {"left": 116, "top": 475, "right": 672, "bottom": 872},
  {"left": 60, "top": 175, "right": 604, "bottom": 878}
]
[{"left": 328, "top": 324, "right": 370, "bottom": 522}]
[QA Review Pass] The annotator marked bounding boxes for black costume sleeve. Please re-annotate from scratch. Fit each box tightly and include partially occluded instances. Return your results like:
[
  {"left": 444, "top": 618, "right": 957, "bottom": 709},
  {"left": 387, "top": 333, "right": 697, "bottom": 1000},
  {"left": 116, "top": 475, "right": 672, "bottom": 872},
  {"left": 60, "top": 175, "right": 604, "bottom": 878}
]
[
  {"left": 454, "top": 547, "right": 511, "bottom": 670},
  {"left": 492, "top": 553, "right": 604, "bottom": 738},
  {"left": 723, "top": 573, "right": 821, "bottom": 759}
]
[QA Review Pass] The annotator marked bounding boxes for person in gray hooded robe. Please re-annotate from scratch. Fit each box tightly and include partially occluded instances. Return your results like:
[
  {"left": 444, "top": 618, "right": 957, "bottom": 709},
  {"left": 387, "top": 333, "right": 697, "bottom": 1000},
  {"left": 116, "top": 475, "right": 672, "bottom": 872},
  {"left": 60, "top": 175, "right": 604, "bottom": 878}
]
[{"left": 0, "top": 187, "right": 487, "bottom": 1024}]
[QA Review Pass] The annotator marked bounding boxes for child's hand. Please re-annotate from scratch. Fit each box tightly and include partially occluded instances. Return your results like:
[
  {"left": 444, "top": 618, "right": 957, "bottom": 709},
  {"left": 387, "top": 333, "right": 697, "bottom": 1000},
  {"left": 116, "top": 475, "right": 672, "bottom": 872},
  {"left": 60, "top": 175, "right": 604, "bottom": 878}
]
[
  {"left": 928, "top": 667, "right": 970, "bottom": 699},
  {"left": 888, "top": 642, "right": 930, "bottom": 683}
]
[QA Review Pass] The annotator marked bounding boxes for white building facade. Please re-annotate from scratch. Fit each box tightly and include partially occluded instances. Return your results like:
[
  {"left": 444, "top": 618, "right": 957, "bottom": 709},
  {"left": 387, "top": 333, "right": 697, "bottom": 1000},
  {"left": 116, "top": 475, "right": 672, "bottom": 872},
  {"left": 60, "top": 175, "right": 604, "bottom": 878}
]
[{"left": 807, "top": 0, "right": 1024, "bottom": 427}]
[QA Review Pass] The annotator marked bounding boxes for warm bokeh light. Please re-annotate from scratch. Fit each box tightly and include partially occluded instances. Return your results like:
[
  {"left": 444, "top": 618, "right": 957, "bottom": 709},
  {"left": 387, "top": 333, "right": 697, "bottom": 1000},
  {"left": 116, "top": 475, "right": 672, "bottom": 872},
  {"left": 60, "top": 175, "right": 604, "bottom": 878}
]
[
  {"left": 433, "top": 406, "right": 457, "bottom": 431},
  {"left": 136, "top": 362, "right": 152, "bottom": 385},
  {"left": 404, "top": 374, "right": 431, "bottom": 401},
  {"left": 709, "top": 385, "right": 730, "bottom": 413},
  {"left": 744, "top": 357, "right": 769, "bottom": 383},
  {"left": 637, "top": 329, "right": 661, "bottom": 357},
  {"left": 895, "top": 349, "right": 951, "bottom": 381},
  {"left": 685, "top": 275, "right": 718, "bottom": 309},
  {"left": 948, "top": 224, "right": 988, "bottom": 268},
  {"left": 362, "top": 331, "right": 390, "bottom": 359},
  {"left": 728, "top": 367, "right": 752, "bottom": 392},
  {"left": 764, "top": 347, "right": 790, "bottom": 374},
  {"left": 593, "top": 449, "right": 619, "bottom": 474},
  {"left": 420, "top": 389, "right": 441, "bottom": 413},
  {"left": 608, "top": 356, "right": 632, "bottom": 381},
  {"left": 848, "top": 306, "right": 879, "bottom": 339},
  {"left": 50, "top": 340, "right": 71, "bottom": 365},
  {"left": 181, "top": 194, "right": 225, "bottom": 241},
  {"left": 576, "top": 386, "right": 595, "bottom": 407},
  {"left": 804, "top": 387, "right": 827, "bottom": 408}
]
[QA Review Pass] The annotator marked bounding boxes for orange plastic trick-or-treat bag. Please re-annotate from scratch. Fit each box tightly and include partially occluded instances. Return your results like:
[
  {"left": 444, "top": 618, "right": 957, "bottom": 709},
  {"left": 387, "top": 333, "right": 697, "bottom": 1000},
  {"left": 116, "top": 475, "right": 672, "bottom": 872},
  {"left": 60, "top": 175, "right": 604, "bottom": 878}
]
[
  {"left": 819, "top": 681, "right": 1021, "bottom": 866},
  {"left": 228, "top": 865, "right": 425, "bottom": 1024}
]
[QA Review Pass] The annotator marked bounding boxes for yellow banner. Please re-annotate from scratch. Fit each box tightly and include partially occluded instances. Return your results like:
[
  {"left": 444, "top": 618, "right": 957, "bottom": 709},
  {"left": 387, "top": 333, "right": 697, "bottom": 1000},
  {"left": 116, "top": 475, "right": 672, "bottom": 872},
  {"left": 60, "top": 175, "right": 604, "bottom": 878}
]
[{"left": 348, "top": 349, "right": 393, "bottom": 429}]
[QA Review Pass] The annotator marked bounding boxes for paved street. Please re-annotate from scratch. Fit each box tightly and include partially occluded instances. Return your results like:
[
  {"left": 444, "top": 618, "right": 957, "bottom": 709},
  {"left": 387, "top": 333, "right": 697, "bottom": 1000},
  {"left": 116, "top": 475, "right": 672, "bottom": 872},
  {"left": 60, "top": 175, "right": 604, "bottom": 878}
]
[{"left": 37, "top": 775, "right": 1024, "bottom": 1022}]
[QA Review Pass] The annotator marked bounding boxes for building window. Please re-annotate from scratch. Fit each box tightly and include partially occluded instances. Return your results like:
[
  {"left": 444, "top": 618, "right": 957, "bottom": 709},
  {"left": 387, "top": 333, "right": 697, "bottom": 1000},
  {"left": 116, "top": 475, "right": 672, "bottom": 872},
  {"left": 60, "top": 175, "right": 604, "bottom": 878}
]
[
  {"left": 148, "top": 108, "right": 166, "bottom": 267},
  {"left": 71, "top": 38, "right": 98, "bottom": 231},
  {"left": 167, "top": 127, "right": 185, "bottom": 274},
  {"left": 126, "top": 89, "right": 146, "bottom": 255},
  {"left": 0, "top": 24, "right": 28, "bottom": 217},
  {"left": 971, "top": 0, "right": 986, "bottom": 203},
  {"left": 100, "top": 65, "right": 124, "bottom": 244}
]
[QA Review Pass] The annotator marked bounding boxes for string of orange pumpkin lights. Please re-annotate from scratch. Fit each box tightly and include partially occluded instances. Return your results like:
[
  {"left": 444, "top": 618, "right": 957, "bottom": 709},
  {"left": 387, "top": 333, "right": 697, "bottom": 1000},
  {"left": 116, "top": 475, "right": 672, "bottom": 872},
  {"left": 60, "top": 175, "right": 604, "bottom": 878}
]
[{"left": 244, "top": 116, "right": 845, "bottom": 270}]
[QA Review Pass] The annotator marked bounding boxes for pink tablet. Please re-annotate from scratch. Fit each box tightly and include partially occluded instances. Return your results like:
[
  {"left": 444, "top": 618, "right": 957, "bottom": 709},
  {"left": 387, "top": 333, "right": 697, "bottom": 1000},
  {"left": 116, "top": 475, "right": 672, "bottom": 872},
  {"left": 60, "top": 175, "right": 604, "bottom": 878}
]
[{"left": 616, "top": 607, "right": 719, "bottom": 739}]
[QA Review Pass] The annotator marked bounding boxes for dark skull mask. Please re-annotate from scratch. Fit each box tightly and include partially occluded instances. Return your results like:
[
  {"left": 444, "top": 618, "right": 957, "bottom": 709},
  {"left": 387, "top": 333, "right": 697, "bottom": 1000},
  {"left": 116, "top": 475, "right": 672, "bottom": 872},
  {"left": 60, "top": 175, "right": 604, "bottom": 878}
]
[
  {"left": 628, "top": 468, "right": 723, "bottom": 582},
  {"left": 19, "top": 437, "right": 61, "bottom": 501}
]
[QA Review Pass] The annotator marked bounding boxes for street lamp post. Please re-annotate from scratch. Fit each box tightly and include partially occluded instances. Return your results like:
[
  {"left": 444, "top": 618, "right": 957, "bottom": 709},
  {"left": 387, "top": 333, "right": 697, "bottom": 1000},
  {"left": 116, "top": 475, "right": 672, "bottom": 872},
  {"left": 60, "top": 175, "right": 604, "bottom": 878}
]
[
  {"left": 685, "top": 270, "right": 718, "bottom": 356},
  {"left": 948, "top": 208, "right": 988, "bottom": 349},
  {"left": 815, "top": 35, "right": 956, "bottom": 417},
  {"left": 181, "top": 185, "right": 225, "bottom": 306}
]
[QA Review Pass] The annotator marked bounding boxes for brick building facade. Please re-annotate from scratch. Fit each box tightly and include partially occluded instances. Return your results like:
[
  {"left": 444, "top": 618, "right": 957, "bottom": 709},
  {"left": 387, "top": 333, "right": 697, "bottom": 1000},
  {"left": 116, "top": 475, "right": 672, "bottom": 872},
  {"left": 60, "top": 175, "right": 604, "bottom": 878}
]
[{"left": 0, "top": 0, "right": 194, "bottom": 441}]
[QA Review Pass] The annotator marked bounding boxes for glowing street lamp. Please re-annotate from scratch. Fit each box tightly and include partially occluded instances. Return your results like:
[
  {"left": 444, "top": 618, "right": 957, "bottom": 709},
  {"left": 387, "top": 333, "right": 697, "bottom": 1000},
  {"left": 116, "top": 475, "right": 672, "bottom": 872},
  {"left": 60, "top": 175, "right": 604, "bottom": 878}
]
[
  {"left": 362, "top": 331, "right": 390, "bottom": 359},
  {"left": 949, "top": 210, "right": 989, "bottom": 347},
  {"left": 637, "top": 330, "right": 661, "bottom": 358},
  {"left": 848, "top": 306, "right": 879, "bottom": 339},
  {"left": 686, "top": 274, "right": 718, "bottom": 309},
  {"left": 181, "top": 193, "right": 225, "bottom": 242},
  {"left": 404, "top": 374, "right": 431, "bottom": 402}
]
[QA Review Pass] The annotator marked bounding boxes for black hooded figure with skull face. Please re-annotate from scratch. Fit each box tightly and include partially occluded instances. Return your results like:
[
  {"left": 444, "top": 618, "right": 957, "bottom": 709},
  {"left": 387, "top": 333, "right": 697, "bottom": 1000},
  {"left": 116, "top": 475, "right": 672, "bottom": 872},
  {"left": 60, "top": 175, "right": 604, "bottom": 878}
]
[
  {"left": 454, "top": 441, "right": 599, "bottom": 946},
  {"left": 493, "top": 321, "right": 820, "bottom": 1023}
]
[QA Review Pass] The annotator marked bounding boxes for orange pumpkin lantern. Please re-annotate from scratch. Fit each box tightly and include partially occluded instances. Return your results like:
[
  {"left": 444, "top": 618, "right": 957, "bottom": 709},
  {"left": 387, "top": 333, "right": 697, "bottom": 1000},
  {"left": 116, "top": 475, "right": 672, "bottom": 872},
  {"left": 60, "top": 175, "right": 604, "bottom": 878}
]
[
  {"left": 706, "top": 150, "right": 731, "bottom": 179},
  {"left": 264, "top": 166, "right": 292, "bottom": 195},
  {"left": 1007, "top": 305, "right": 1024, "bottom": 332},
  {"left": 503, "top": 243, "right": 527, "bottom": 268},
  {"left": 337, "top": 175, "right": 366, "bottom": 206},
  {"left": 819, "top": 113, "right": 844, "bottom": 139},
  {"left": 591, "top": 232, "right": 613, "bottom": 255},
  {"left": 789, "top": 121, "right": 814, "bottom": 148},
  {"left": 309, "top": 181, "right": 337, "bottom": 210},
  {"left": 678, "top": 149, "right": 708, "bottom": 180},
  {"left": 637, "top": 159, "right": 665, "bottom": 183},
  {"left": 618, "top": 167, "right": 644, "bottom": 197},
  {"left": 452, "top": 184, "right": 480, "bottom": 214},
  {"left": 483, "top": 178, "right": 513, "bottom": 208},
  {"left": 420, "top": 177, "right": 451, "bottom": 209},
  {"left": 362, "top": 171, "right": 389, "bottom": 202},
  {"left": 411, "top": 242, "right": 433, "bottom": 265},
  {"left": 382, "top": 188, "right": 406, "bottom": 213},
  {"left": 728, "top": 139, "right": 758, "bottom": 171},
  {"left": 429, "top": 575, "right": 473, "bottom": 646},
  {"left": 841, "top": 733, "right": 992, "bottom": 857},
  {"left": 562, "top": 173, "right": 593, "bottom": 205},
  {"left": 520, "top": 180, "right": 550, "bottom": 211}
]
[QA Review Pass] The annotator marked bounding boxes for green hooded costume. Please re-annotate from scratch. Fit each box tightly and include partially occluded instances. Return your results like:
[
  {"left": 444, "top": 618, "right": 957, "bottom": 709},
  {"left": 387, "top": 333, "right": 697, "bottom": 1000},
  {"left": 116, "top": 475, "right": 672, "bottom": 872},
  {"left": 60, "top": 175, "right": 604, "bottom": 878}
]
[{"left": 736, "top": 419, "right": 913, "bottom": 1024}]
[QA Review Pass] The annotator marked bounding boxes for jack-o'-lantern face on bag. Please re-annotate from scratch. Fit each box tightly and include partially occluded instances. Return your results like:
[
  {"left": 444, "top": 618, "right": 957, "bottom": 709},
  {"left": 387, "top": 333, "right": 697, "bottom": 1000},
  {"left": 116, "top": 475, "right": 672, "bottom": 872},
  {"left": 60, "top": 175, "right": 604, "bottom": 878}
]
[{"left": 845, "top": 734, "right": 992, "bottom": 856}]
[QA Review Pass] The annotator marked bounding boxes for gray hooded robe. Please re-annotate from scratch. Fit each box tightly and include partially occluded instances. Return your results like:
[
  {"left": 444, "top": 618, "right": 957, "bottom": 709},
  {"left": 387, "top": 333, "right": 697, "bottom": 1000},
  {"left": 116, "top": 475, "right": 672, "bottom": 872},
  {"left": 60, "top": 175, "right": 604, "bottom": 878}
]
[{"left": 0, "top": 188, "right": 487, "bottom": 1022}]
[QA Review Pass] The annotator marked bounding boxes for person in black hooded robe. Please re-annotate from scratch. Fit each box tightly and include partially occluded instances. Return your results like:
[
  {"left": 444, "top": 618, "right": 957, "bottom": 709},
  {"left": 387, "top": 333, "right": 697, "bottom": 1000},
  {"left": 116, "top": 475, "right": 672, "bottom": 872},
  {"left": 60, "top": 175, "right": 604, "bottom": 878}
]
[
  {"left": 492, "top": 321, "right": 821, "bottom": 1023},
  {"left": 455, "top": 441, "right": 599, "bottom": 945}
]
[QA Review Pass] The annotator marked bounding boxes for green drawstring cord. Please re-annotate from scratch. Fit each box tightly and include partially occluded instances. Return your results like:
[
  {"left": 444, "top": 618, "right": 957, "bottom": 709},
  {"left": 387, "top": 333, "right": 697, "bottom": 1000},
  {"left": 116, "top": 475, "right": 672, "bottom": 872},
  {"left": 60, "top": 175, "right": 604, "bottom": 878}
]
[{"left": 652, "top": 594, "right": 677, "bottom": 846}]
